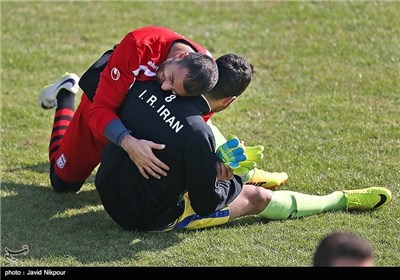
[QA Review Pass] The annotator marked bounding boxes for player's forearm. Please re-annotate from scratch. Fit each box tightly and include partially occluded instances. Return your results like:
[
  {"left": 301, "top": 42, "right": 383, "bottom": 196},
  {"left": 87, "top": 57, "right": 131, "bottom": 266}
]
[{"left": 104, "top": 118, "right": 131, "bottom": 146}]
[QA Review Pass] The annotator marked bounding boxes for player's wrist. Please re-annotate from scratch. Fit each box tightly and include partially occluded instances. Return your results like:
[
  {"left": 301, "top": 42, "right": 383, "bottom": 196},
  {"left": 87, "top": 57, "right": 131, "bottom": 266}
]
[
  {"left": 117, "top": 129, "right": 132, "bottom": 146},
  {"left": 104, "top": 119, "right": 131, "bottom": 145},
  {"left": 121, "top": 134, "right": 136, "bottom": 150}
]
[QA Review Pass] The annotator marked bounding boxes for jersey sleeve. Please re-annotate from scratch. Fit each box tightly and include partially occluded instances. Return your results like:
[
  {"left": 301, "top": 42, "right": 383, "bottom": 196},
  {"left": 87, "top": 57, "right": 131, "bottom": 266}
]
[
  {"left": 184, "top": 128, "right": 243, "bottom": 216},
  {"left": 89, "top": 32, "right": 140, "bottom": 142}
]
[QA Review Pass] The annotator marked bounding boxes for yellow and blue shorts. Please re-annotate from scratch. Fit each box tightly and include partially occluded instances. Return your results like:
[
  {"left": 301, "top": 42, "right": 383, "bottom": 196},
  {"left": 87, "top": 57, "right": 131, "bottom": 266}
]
[{"left": 160, "top": 193, "right": 230, "bottom": 231}]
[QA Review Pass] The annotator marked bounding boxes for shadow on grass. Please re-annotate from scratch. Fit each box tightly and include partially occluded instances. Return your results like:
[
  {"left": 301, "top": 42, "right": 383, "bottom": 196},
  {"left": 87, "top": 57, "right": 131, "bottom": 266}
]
[
  {"left": 6, "top": 162, "right": 96, "bottom": 184},
  {"left": 1, "top": 181, "right": 183, "bottom": 265}
]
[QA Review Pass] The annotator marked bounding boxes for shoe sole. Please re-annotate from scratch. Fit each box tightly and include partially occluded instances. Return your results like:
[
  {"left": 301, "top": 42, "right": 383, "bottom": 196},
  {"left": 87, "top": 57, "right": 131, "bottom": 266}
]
[
  {"left": 267, "top": 178, "right": 288, "bottom": 190},
  {"left": 252, "top": 178, "right": 288, "bottom": 190},
  {"left": 39, "top": 73, "right": 79, "bottom": 109}
]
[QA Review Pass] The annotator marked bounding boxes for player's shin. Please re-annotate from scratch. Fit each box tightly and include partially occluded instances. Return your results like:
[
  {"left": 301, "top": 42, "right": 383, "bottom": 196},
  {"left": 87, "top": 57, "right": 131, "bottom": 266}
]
[{"left": 258, "top": 191, "right": 346, "bottom": 220}]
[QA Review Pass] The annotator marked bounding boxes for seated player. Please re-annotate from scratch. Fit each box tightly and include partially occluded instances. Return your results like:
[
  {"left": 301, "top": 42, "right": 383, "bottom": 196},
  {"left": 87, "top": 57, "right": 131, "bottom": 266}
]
[{"left": 95, "top": 57, "right": 392, "bottom": 231}]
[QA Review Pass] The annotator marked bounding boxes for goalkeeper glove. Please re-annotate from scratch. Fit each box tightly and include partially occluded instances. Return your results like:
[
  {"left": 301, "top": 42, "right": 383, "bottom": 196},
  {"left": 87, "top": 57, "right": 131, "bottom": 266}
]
[
  {"left": 243, "top": 145, "right": 264, "bottom": 162},
  {"left": 233, "top": 144, "right": 265, "bottom": 182},
  {"left": 216, "top": 135, "right": 246, "bottom": 169}
]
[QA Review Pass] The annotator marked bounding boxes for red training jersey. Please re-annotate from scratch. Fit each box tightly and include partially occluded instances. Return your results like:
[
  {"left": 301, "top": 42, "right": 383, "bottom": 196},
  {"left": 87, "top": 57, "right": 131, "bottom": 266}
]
[{"left": 89, "top": 26, "right": 214, "bottom": 137}]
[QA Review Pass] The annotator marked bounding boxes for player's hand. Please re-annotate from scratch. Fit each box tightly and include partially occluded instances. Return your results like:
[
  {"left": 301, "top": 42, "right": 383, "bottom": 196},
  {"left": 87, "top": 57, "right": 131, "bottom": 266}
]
[
  {"left": 234, "top": 145, "right": 264, "bottom": 181},
  {"left": 216, "top": 162, "right": 234, "bottom": 181},
  {"left": 120, "top": 134, "right": 169, "bottom": 179},
  {"left": 233, "top": 160, "right": 258, "bottom": 182},
  {"left": 216, "top": 135, "right": 247, "bottom": 168},
  {"left": 243, "top": 144, "right": 264, "bottom": 162}
]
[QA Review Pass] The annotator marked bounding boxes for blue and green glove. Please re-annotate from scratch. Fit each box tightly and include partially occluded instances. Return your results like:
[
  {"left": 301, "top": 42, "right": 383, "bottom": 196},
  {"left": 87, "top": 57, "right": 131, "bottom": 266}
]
[
  {"left": 233, "top": 145, "right": 264, "bottom": 181},
  {"left": 216, "top": 135, "right": 264, "bottom": 181},
  {"left": 216, "top": 135, "right": 246, "bottom": 169}
]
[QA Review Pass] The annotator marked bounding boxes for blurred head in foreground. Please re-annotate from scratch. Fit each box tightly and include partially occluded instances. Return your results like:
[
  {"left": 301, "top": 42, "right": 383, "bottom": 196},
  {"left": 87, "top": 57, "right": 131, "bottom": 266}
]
[{"left": 313, "top": 232, "right": 374, "bottom": 267}]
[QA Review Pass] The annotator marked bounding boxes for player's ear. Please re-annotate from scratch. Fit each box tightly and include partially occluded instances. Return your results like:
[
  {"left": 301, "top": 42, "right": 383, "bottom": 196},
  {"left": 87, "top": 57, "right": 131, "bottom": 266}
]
[
  {"left": 174, "top": 51, "right": 190, "bottom": 60},
  {"left": 223, "top": 96, "right": 236, "bottom": 107}
]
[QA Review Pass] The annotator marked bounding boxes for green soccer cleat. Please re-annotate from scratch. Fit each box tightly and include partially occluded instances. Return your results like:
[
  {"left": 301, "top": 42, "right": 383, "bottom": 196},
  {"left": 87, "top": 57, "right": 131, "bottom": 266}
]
[
  {"left": 246, "top": 168, "right": 288, "bottom": 190},
  {"left": 343, "top": 187, "right": 392, "bottom": 211}
]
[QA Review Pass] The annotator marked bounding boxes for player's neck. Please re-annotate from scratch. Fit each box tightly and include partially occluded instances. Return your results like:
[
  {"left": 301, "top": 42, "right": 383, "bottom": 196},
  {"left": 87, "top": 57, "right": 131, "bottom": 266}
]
[
  {"left": 203, "top": 95, "right": 224, "bottom": 113},
  {"left": 204, "top": 94, "right": 236, "bottom": 113},
  {"left": 167, "top": 42, "right": 195, "bottom": 58}
]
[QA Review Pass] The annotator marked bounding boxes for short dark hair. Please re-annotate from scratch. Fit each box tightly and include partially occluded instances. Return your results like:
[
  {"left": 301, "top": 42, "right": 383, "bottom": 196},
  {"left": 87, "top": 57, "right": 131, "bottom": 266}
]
[
  {"left": 313, "top": 232, "right": 374, "bottom": 267},
  {"left": 208, "top": 53, "right": 254, "bottom": 100},
  {"left": 179, "top": 52, "right": 218, "bottom": 96}
]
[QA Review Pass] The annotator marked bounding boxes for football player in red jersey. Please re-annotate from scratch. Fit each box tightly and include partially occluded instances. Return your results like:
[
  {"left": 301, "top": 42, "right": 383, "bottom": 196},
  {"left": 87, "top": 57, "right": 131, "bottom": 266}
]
[{"left": 39, "top": 26, "right": 219, "bottom": 192}]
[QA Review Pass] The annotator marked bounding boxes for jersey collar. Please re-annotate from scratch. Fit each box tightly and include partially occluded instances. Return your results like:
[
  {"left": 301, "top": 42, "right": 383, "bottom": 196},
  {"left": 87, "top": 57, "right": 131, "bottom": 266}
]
[{"left": 187, "top": 95, "right": 211, "bottom": 115}]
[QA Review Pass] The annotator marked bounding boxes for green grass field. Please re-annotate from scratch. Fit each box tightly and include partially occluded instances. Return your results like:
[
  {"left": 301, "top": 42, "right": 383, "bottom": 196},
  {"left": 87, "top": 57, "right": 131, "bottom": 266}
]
[{"left": 1, "top": 1, "right": 399, "bottom": 267}]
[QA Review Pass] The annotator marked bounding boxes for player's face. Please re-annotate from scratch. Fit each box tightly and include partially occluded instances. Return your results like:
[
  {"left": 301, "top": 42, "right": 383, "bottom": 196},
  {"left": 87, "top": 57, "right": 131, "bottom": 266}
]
[{"left": 157, "top": 59, "right": 189, "bottom": 96}]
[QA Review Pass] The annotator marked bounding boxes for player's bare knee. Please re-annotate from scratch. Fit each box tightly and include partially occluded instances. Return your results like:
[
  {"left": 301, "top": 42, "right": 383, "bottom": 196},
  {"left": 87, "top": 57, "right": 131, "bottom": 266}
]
[{"left": 244, "top": 185, "right": 272, "bottom": 213}]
